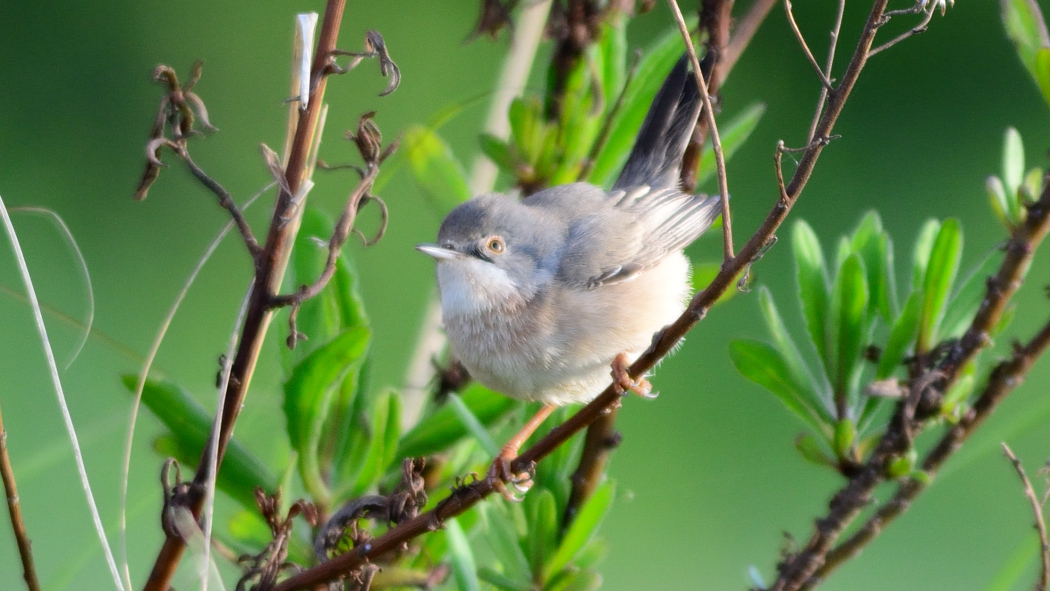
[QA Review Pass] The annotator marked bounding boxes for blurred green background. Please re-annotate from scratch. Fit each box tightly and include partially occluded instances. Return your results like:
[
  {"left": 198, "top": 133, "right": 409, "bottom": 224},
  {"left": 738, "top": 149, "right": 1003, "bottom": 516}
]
[{"left": 1, "top": 1, "right": 1050, "bottom": 589}]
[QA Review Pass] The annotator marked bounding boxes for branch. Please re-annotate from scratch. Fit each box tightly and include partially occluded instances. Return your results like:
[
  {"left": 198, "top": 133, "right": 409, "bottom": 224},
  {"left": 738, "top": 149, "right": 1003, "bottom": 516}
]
[
  {"left": 1002, "top": 443, "right": 1050, "bottom": 591},
  {"left": 141, "top": 2, "right": 350, "bottom": 588},
  {"left": 774, "top": 145, "right": 1050, "bottom": 591},
  {"left": 784, "top": 0, "right": 834, "bottom": 90},
  {"left": 0, "top": 404, "right": 41, "bottom": 591},
  {"left": 668, "top": 0, "right": 734, "bottom": 261},
  {"left": 804, "top": 313, "right": 1050, "bottom": 589},
  {"left": 269, "top": 0, "right": 892, "bottom": 585},
  {"left": 720, "top": 0, "right": 778, "bottom": 85}
]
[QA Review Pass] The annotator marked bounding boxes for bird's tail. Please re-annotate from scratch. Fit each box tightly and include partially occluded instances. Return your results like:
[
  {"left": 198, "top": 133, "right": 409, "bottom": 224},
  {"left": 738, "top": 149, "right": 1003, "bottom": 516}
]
[{"left": 613, "top": 54, "right": 702, "bottom": 192}]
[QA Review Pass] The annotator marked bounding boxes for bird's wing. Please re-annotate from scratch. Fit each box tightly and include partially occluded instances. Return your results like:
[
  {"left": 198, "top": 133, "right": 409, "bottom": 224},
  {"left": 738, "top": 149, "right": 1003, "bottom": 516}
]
[{"left": 549, "top": 184, "right": 722, "bottom": 289}]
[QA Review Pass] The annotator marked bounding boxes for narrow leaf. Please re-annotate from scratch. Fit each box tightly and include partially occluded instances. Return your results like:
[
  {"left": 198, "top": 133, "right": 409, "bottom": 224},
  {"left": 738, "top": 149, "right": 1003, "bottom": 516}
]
[
  {"left": 757, "top": 287, "right": 830, "bottom": 422},
  {"left": 850, "top": 211, "right": 896, "bottom": 320},
  {"left": 1003, "top": 127, "right": 1025, "bottom": 197},
  {"left": 941, "top": 252, "right": 1000, "bottom": 339},
  {"left": 911, "top": 219, "right": 941, "bottom": 292},
  {"left": 122, "top": 376, "right": 277, "bottom": 511},
  {"left": 827, "top": 253, "right": 869, "bottom": 399},
  {"left": 446, "top": 518, "right": 482, "bottom": 591},
  {"left": 1002, "top": 0, "right": 1050, "bottom": 83},
  {"left": 448, "top": 392, "right": 501, "bottom": 457},
  {"left": 479, "top": 133, "right": 516, "bottom": 173},
  {"left": 283, "top": 327, "right": 370, "bottom": 500},
  {"left": 729, "top": 339, "right": 826, "bottom": 433},
  {"left": 917, "top": 219, "right": 962, "bottom": 351},
  {"left": 482, "top": 504, "right": 531, "bottom": 583},
  {"left": 404, "top": 125, "right": 471, "bottom": 212},
  {"left": 544, "top": 482, "right": 614, "bottom": 582},
  {"left": 397, "top": 383, "right": 518, "bottom": 459},
  {"left": 527, "top": 489, "right": 559, "bottom": 578},
  {"left": 349, "top": 390, "right": 401, "bottom": 496},
  {"left": 876, "top": 291, "right": 923, "bottom": 379},
  {"left": 792, "top": 221, "right": 830, "bottom": 365}
]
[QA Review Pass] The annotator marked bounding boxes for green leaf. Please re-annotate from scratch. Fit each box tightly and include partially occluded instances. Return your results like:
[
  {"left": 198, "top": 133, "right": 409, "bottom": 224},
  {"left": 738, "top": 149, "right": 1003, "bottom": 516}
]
[
  {"left": 347, "top": 390, "right": 401, "bottom": 497},
  {"left": 987, "top": 175, "right": 1011, "bottom": 227},
  {"left": 527, "top": 489, "right": 559, "bottom": 579},
  {"left": 544, "top": 482, "right": 614, "bottom": 582},
  {"left": 850, "top": 212, "right": 896, "bottom": 321},
  {"left": 792, "top": 221, "right": 831, "bottom": 365},
  {"left": 546, "top": 569, "right": 602, "bottom": 591},
  {"left": 478, "top": 568, "right": 533, "bottom": 591},
  {"left": 887, "top": 448, "right": 917, "bottom": 479},
  {"left": 480, "top": 133, "right": 516, "bottom": 173},
  {"left": 695, "top": 103, "right": 767, "bottom": 188},
  {"left": 729, "top": 339, "right": 826, "bottom": 434},
  {"left": 1030, "top": 40, "right": 1050, "bottom": 108},
  {"left": 599, "top": 17, "right": 627, "bottom": 109},
  {"left": 1003, "top": 127, "right": 1025, "bottom": 197},
  {"left": 482, "top": 504, "right": 531, "bottom": 583},
  {"left": 833, "top": 418, "right": 856, "bottom": 460},
  {"left": 1002, "top": 0, "right": 1050, "bottom": 83},
  {"left": 827, "top": 254, "right": 869, "bottom": 399},
  {"left": 404, "top": 125, "right": 471, "bottom": 212},
  {"left": 942, "top": 361, "right": 977, "bottom": 415},
  {"left": 917, "top": 219, "right": 962, "bottom": 351},
  {"left": 911, "top": 219, "right": 941, "bottom": 293},
  {"left": 757, "top": 287, "right": 830, "bottom": 422},
  {"left": 448, "top": 392, "right": 501, "bottom": 457},
  {"left": 446, "top": 518, "right": 482, "bottom": 591},
  {"left": 876, "top": 291, "right": 923, "bottom": 379},
  {"left": 397, "top": 383, "right": 518, "bottom": 459},
  {"left": 690, "top": 261, "right": 741, "bottom": 305},
  {"left": 587, "top": 25, "right": 692, "bottom": 185},
  {"left": 122, "top": 376, "right": 277, "bottom": 512},
  {"left": 283, "top": 327, "right": 371, "bottom": 502}
]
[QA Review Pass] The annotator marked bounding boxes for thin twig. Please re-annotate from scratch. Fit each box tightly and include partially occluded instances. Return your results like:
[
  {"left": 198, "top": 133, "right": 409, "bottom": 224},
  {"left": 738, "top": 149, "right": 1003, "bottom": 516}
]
[
  {"left": 784, "top": 0, "right": 834, "bottom": 90},
  {"left": 178, "top": 147, "right": 262, "bottom": 260},
  {"left": 667, "top": 0, "right": 735, "bottom": 261},
  {"left": 577, "top": 50, "right": 642, "bottom": 182},
  {"left": 869, "top": 3, "right": 937, "bottom": 57},
  {"left": 1002, "top": 443, "right": 1050, "bottom": 591},
  {"left": 806, "top": 0, "right": 845, "bottom": 143},
  {"left": 0, "top": 405, "right": 41, "bottom": 591},
  {"left": 141, "top": 2, "right": 349, "bottom": 588},
  {"left": 269, "top": 0, "right": 893, "bottom": 584}
]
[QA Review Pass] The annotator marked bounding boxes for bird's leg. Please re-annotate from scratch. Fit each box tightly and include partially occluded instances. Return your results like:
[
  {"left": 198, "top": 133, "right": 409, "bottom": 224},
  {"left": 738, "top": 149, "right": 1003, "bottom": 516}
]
[
  {"left": 611, "top": 352, "right": 656, "bottom": 398},
  {"left": 487, "top": 403, "right": 555, "bottom": 502}
]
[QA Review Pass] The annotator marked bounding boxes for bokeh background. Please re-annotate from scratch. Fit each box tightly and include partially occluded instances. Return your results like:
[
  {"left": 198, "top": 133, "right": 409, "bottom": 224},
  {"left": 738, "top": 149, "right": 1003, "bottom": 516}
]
[{"left": 1, "top": 1, "right": 1049, "bottom": 589}]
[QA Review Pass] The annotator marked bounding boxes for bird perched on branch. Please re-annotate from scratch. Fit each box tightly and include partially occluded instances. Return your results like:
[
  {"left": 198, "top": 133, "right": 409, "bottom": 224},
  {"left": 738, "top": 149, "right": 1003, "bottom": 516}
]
[{"left": 418, "top": 55, "right": 722, "bottom": 498}]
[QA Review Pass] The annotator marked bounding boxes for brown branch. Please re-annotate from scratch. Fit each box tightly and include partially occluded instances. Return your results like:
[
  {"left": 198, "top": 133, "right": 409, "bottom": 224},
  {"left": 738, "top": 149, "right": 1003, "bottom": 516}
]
[
  {"left": 141, "top": 2, "right": 349, "bottom": 589},
  {"left": 784, "top": 0, "right": 834, "bottom": 90},
  {"left": 668, "top": 0, "right": 735, "bottom": 260},
  {"left": 869, "top": 3, "right": 937, "bottom": 57},
  {"left": 803, "top": 313, "right": 1050, "bottom": 589},
  {"left": 269, "top": 0, "right": 892, "bottom": 585},
  {"left": 177, "top": 147, "right": 262, "bottom": 260},
  {"left": 806, "top": 0, "right": 845, "bottom": 143},
  {"left": 0, "top": 405, "right": 41, "bottom": 591},
  {"left": 773, "top": 140, "right": 1050, "bottom": 591},
  {"left": 1002, "top": 443, "right": 1050, "bottom": 591}
]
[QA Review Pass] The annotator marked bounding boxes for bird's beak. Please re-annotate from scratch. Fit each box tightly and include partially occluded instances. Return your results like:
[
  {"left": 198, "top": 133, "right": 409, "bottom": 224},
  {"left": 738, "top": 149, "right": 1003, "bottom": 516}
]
[{"left": 416, "top": 243, "right": 463, "bottom": 261}]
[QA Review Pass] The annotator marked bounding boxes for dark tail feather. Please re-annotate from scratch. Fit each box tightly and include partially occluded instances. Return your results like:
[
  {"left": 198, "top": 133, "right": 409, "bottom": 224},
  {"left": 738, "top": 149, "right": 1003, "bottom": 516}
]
[{"left": 613, "top": 54, "right": 701, "bottom": 191}]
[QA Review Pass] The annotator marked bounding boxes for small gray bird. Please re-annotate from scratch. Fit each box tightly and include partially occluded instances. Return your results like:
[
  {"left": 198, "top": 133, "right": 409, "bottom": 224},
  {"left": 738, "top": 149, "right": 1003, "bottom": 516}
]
[{"left": 417, "top": 56, "right": 721, "bottom": 487}]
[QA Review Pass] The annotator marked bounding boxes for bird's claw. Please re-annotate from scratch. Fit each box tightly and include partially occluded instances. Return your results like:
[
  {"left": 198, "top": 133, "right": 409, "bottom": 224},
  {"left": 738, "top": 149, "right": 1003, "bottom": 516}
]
[
  {"left": 611, "top": 352, "right": 656, "bottom": 398},
  {"left": 486, "top": 455, "right": 534, "bottom": 502}
]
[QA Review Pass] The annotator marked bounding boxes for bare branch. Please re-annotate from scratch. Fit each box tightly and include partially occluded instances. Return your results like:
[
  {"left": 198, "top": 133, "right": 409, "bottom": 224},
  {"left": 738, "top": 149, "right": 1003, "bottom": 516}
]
[
  {"left": 806, "top": 0, "right": 845, "bottom": 143},
  {"left": 784, "top": 0, "right": 834, "bottom": 90},
  {"left": 1002, "top": 443, "right": 1050, "bottom": 591},
  {"left": 667, "top": 0, "right": 735, "bottom": 261},
  {"left": 0, "top": 405, "right": 41, "bottom": 591}
]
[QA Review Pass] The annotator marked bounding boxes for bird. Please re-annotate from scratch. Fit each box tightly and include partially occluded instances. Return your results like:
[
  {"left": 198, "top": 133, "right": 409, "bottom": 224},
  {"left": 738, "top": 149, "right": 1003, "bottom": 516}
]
[{"left": 417, "top": 55, "right": 722, "bottom": 497}]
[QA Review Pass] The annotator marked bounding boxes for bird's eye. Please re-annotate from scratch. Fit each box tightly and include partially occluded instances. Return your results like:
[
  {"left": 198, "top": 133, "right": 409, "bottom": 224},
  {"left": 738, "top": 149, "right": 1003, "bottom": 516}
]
[{"left": 485, "top": 236, "right": 505, "bottom": 254}]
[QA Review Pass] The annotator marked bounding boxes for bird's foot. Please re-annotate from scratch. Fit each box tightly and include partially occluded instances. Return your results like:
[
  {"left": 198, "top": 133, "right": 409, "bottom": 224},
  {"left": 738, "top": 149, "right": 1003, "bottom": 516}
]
[
  {"left": 611, "top": 352, "right": 656, "bottom": 398},
  {"left": 486, "top": 450, "right": 534, "bottom": 502}
]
